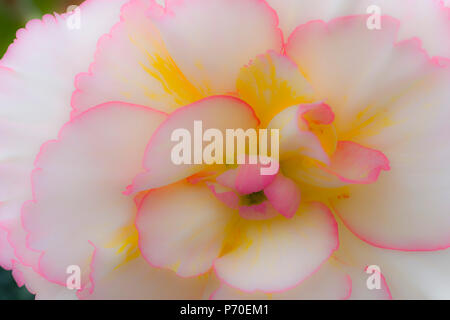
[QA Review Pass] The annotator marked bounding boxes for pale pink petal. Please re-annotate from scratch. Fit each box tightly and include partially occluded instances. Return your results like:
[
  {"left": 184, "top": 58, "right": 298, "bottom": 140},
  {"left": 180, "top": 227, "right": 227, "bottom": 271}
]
[
  {"left": 286, "top": 15, "right": 449, "bottom": 139},
  {"left": 336, "top": 214, "right": 450, "bottom": 299},
  {"left": 211, "top": 260, "right": 351, "bottom": 300},
  {"left": 236, "top": 51, "right": 315, "bottom": 126},
  {"left": 154, "top": 0, "right": 283, "bottom": 94},
  {"left": 332, "top": 134, "right": 450, "bottom": 251},
  {"left": 325, "top": 141, "right": 390, "bottom": 184},
  {"left": 214, "top": 203, "right": 339, "bottom": 292},
  {"left": 238, "top": 202, "right": 279, "bottom": 221},
  {"left": 288, "top": 15, "right": 450, "bottom": 250},
  {"left": 299, "top": 101, "right": 335, "bottom": 125},
  {"left": 3, "top": 219, "right": 40, "bottom": 270},
  {"left": 0, "top": 226, "right": 15, "bottom": 270},
  {"left": 0, "top": 0, "right": 126, "bottom": 268},
  {"left": 72, "top": 0, "right": 200, "bottom": 116},
  {"left": 286, "top": 16, "right": 402, "bottom": 135},
  {"left": 283, "top": 142, "right": 389, "bottom": 190},
  {"left": 12, "top": 262, "right": 77, "bottom": 300},
  {"left": 136, "top": 181, "right": 233, "bottom": 277},
  {"left": 22, "top": 103, "right": 166, "bottom": 286},
  {"left": 337, "top": 218, "right": 450, "bottom": 299},
  {"left": 216, "top": 169, "right": 239, "bottom": 189},
  {"left": 206, "top": 182, "right": 240, "bottom": 210},
  {"left": 78, "top": 246, "right": 207, "bottom": 300},
  {"left": 332, "top": 69, "right": 450, "bottom": 250},
  {"left": 346, "top": 266, "right": 392, "bottom": 300},
  {"left": 334, "top": 219, "right": 394, "bottom": 300},
  {"left": 128, "top": 96, "right": 259, "bottom": 194},
  {"left": 268, "top": 104, "right": 332, "bottom": 164},
  {"left": 264, "top": 174, "right": 301, "bottom": 219},
  {"left": 235, "top": 162, "right": 277, "bottom": 195},
  {"left": 268, "top": 0, "right": 450, "bottom": 58}
]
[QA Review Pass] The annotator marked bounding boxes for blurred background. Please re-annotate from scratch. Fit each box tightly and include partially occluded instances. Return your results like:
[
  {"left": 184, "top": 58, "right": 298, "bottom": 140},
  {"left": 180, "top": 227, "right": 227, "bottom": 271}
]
[{"left": 0, "top": 0, "right": 84, "bottom": 300}]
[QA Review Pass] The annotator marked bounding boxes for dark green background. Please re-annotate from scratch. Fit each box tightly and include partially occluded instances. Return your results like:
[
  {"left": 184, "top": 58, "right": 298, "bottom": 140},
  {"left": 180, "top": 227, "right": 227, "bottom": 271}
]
[{"left": 0, "top": 0, "right": 83, "bottom": 300}]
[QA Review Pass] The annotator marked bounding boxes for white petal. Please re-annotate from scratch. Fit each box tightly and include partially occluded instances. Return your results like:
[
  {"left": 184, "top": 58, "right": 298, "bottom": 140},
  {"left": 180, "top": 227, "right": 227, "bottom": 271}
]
[
  {"left": 268, "top": 0, "right": 450, "bottom": 58},
  {"left": 12, "top": 262, "right": 77, "bottom": 300},
  {"left": 72, "top": 0, "right": 201, "bottom": 115},
  {"left": 0, "top": 0, "right": 127, "bottom": 267},
  {"left": 212, "top": 260, "right": 351, "bottom": 300},
  {"left": 154, "top": 0, "right": 283, "bottom": 93},
  {"left": 78, "top": 247, "right": 208, "bottom": 300},
  {"left": 214, "top": 203, "right": 339, "bottom": 292},
  {"left": 137, "top": 181, "right": 233, "bottom": 277},
  {"left": 336, "top": 219, "right": 450, "bottom": 299},
  {"left": 288, "top": 15, "right": 450, "bottom": 250},
  {"left": 22, "top": 103, "right": 165, "bottom": 286}
]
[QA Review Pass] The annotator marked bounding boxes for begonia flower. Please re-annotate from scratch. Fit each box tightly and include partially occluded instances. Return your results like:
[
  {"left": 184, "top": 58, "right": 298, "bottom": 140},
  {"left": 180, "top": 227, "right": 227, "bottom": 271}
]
[{"left": 1, "top": 0, "right": 450, "bottom": 299}]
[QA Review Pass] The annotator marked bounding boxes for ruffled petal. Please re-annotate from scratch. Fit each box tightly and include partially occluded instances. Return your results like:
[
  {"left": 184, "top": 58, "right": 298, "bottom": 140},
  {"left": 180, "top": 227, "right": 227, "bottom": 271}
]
[
  {"left": 238, "top": 202, "right": 279, "bottom": 221},
  {"left": 12, "top": 262, "right": 77, "bottom": 300},
  {"left": 128, "top": 96, "right": 259, "bottom": 193},
  {"left": 285, "top": 141, "right": 389, "bottom": 188},
  {"left": 211, "top": 260, "right": 351, "bottom": 300},
  {"left": 72, "top": 0, "right": 204, "bottom": 116},
  {"left": 136, "top": 181, "right": 234, "bottom": 277},
  {"left": 154, "top": 0, "right": 283, "bottom": 93},
  {"left": 78, "top": 246, "right": 208, "bottom": 299},
  {"left": 287, "top": 16, "right": 401, "bottom": 135},
  {"left": 214, "top": 203, "right": 339, "bottom": 292},
  {"left": 325, "top": 141, "right": 390, "bottom": 184},
  {"left": 269, "top": 102, "right": 335, "bottom": 165},
  {"left": 346, "top": 265, "right": 392, "bottom": 300},
  {"left": 235, "top": 161, "right": 277, "bottom": 195},
  {"left": 236, "top": 51, "right": 315, "bottom": 126},
  {"left": 288, "top": 15, "right": 450, "bottom": 250},
  {"left": 22, "top": 103, "right": 166, "bottom": 286},
  {"left": 264, "top": 173, "right": 301, "bottom": 219},
  {"left": 268, "top": 0, "right": 450, "bottom": 58},
  {"left": 206, "top": 181, "right": 240, "bottom": 210},
  {"left": 0, "top": 0, "right": 126, "bottom": 267},
  {"left": 0, "top": 226, "right": 15, "bottom": 270}
]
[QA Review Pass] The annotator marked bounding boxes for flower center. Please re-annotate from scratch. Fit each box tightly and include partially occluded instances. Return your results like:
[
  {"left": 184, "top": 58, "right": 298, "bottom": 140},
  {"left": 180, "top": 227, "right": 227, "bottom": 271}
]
[{"left": 239, "top": 190, "right": 267, "bottom": 206}]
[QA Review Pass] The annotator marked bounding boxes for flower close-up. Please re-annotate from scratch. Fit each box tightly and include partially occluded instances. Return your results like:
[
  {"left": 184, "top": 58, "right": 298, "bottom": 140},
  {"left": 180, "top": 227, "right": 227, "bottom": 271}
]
[{"left": 0, "top": 0, "right": 450, "bottom": 301}]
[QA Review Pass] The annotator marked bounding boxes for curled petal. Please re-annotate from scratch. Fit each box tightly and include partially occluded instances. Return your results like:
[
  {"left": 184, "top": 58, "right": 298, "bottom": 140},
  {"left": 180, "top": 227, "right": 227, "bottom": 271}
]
[
  {"left": 236, "top": 51, "right": 315, "bottom": 126},
  {"left": 214, "top": 202, "right": 339, "bottom": 292},
  {"left": 238, "top": 202, "right": 279, "bottom": 221},
  {"left": 22, "top": 103, "right": 166, "bottom": 286},
  {"left": 206, "top": 182, "right": 240, "bottom": 210},
  {"left": 287, "top": 15, "right": 450, "bottom": 250},
  {"left": 78, "top": 246, "right": 207, "bottom": 300},
  {"left": 346, "top": 265, "right": 392, "bottom": 300},
  {"left": 137, "top": 181, "right": 234, "bottom": 277},
  {"left": 0, "top": 0, "right": 126, "bottom": 267},
  {"left": 12, "top": 262, "right": 78, "bottom": 300},
  {"left": 325, "top": 141, "right": 390, "bottom": 185},
  {"left": 211, "top": 260, "right": 351, "bottom": 300},
  {"left": 269, "top": 0, "right": 450, "bottom": 58},
  {"left": 268, "top": 103, "right": 334, "bottom": 164},
  {"left": 128, "top": 96, "right": 259, "bottom": 194},
  {"left": 72, "top": 0, "right": 201, "bottom": 116},
  {"left": 235, "top": 160, "right": 278, "bottom": 195},
  {"left": 0, "top": 226, "right": 15, "bottom": 270},
  {"left": 264, "top": 173, "right": 301, "bottom": 219},
  {"left": 284, "top": 141, "right": 389, "bottom": 188}
]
